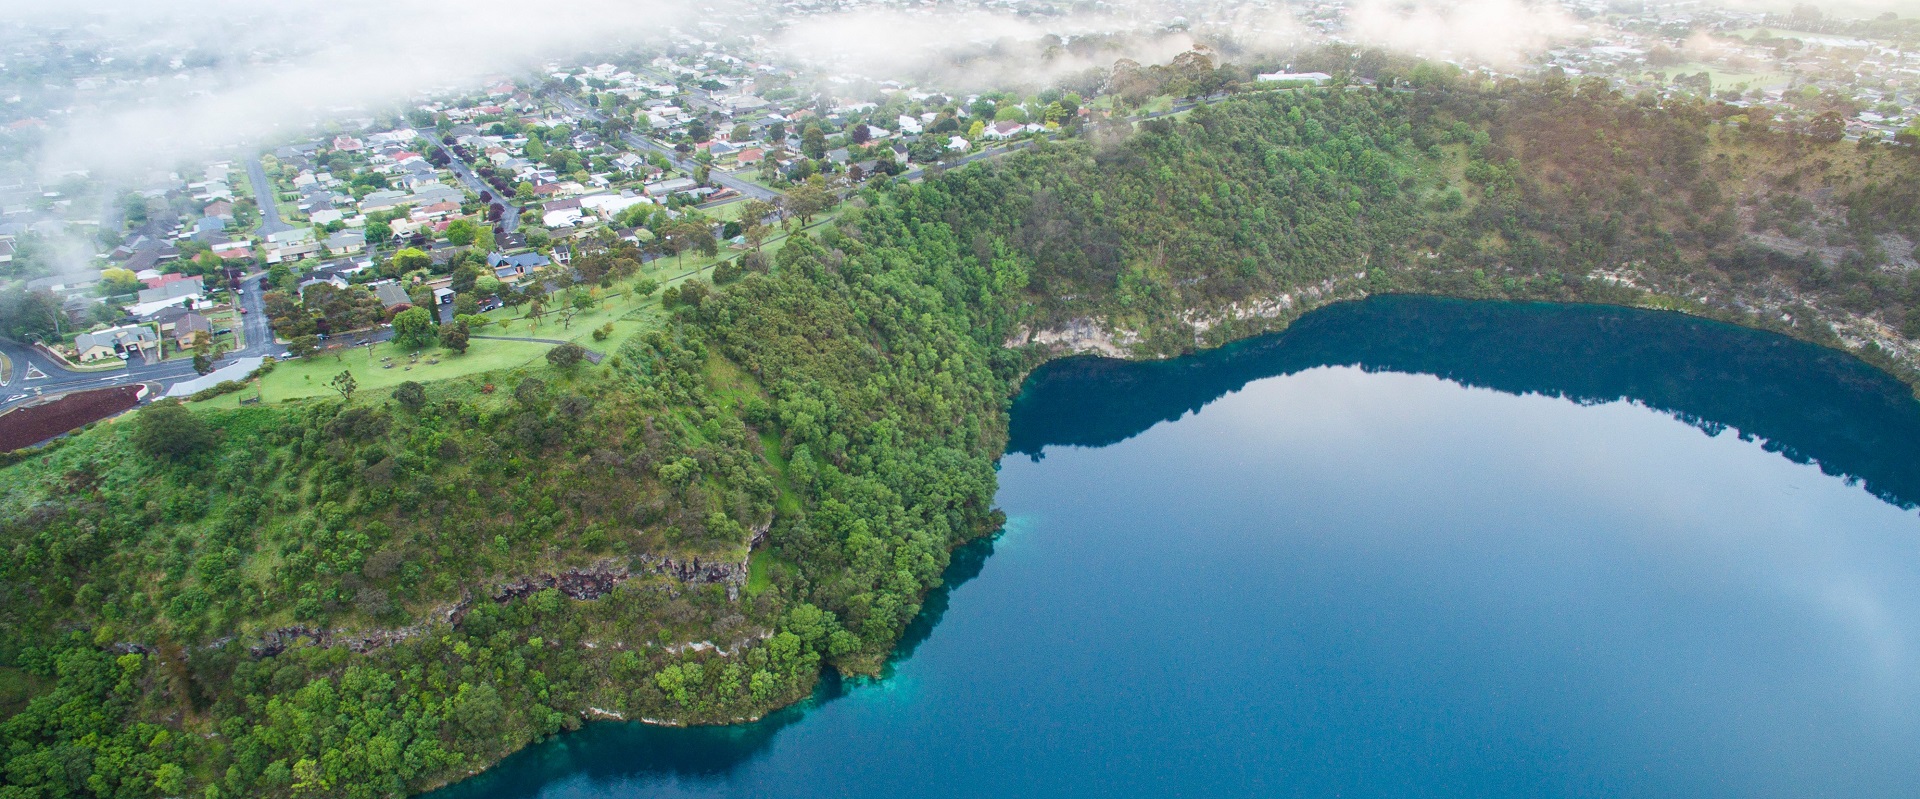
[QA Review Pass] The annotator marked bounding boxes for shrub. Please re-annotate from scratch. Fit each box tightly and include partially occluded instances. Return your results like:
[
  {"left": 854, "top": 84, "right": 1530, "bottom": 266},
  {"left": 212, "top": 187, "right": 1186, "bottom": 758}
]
[
  {"left": 133, "top": 400, "right": 216, "bottom": 461},
  {"left": 546, "top": 342, "right": 586, "bottom": 369}
]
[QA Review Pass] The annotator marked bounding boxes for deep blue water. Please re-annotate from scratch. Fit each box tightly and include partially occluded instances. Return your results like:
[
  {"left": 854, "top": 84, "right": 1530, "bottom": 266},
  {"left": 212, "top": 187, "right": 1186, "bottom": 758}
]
[{"left": 430, "top": 296, "right": 1920, "bottom": 799}]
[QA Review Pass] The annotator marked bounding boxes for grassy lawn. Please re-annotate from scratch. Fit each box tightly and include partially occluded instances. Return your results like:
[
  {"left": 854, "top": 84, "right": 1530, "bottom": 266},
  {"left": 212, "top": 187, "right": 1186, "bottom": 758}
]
[
  {"left": 697, "top": 199, "right": 751, "bottom": 222},
  {"left": 193, "top": 337, "right": 554, "bottom": 408},
  {"left": 1661, "top": 61, "right": 1792, "bottom": 90},
  {"left": 474, "top": 289, "right": 657, "bottom": 346}
]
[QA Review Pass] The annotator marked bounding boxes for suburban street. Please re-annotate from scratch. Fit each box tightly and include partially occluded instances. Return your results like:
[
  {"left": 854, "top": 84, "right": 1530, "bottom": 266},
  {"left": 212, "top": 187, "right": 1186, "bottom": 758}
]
[
  {"left": 246, "top": 152, "right": 293, "bottom": 236},
  {"left": 0, "top": 271, "right": 288, "bottom": 414},
  {"left": 433, "top": 139, "right": 521, "bottom": 233},
  {"left": 0, "top": 336, "right": 199, "bottom": 412}
]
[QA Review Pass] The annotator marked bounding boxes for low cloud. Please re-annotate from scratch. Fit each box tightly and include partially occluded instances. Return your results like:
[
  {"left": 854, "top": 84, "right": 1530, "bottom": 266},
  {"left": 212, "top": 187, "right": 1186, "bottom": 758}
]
[
  {"left": 769, "top": 8, "right": 1204, "bottom": 94},
  {"left": 1346, "top": 0, "right": 1584, "bottom": 66},
  {"left": 31, "top": 0, "right": 699, "bottom": 180}
]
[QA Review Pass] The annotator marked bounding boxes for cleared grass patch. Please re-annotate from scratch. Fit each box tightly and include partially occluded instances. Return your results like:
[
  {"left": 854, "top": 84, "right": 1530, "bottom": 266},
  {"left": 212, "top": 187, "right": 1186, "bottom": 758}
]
[{"left": 193, "top": 338, "right": 554, "bottom": 408}]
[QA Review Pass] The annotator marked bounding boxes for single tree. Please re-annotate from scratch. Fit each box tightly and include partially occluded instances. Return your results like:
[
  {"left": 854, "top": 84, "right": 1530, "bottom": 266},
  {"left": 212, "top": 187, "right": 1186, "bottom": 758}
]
[
  {"left": 329, "top": 370, "right": 358, "bottom": 400},
  {"left": 632, "top": 276, "right": 660, "bottom": 303},
  {"left": 288, "top": 335, "right": 320, "bottom": 359},
  {"left": 785, "top": 177, "right": 835, "bottom": 225},
  {"left": 391, "top": 307, "right": 436, "bottom": 350},
  {"left": 440, "top": 320, "right": 471, "bottom": 354}
]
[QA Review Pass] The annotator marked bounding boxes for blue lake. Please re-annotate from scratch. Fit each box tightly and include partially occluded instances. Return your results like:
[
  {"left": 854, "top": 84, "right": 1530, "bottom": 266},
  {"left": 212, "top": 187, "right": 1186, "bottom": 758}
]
[{"left": 429, "top": 296, "right": 1920, "bottom": 799}]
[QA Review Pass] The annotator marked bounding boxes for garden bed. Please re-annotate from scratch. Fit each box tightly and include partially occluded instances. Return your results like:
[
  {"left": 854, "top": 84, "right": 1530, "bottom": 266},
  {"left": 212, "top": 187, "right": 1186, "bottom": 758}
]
[{"left": 0, "top": 386, "right": 143, "bottom": 452}]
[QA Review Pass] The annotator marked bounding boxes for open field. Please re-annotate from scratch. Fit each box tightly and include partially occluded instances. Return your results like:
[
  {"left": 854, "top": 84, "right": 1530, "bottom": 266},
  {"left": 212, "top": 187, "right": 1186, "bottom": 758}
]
[
  {"left": 192, "top": 338, "right": 554, "bottom": 408},
  {"left": 1660, "top": 61, "right": 1793, "bottom": 90}
]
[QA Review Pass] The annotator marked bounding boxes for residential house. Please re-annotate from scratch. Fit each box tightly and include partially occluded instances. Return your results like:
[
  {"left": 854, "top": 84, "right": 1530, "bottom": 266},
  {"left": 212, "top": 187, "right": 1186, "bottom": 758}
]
[
  {"left": 372, "top": 281, "right": 412, "bottom": 310},
  {"left": 299, "top": 272, "right": 350, "bottom": 295},
  {"left": 1255, "top": 71, "right": 1332, "bottom": 85},
  {"left": 325, "top": 229, "right": 367, "bottom": 255},
  {"left": 359, "top": 190, "right": 411, "bottom": 213},
  {"left": 644, "top": 177, "right": 698, "bottom": 198},
  {"left": 73, "top": 324, "right": 159, "bottom": 362},
  {"left": 983, "top": 121, "right": 1034, "bottom": 140},
  {"left": 133, "top": 278, "right": 206, "bottom": 314},
  {"left": 149, "top": 306, "right": 212, "bottom": 349},
  {"left": 487, "top": 250, "right": 550, "bottom": 281},
  {"left": 26, "top": 273, "right": 97, "bottom": 296},
  {"left": 141, "top": 273, "right": 197, "bottom": 291},
  {"left": 543, "top": 198, "right": 585, "bottom": 228}
]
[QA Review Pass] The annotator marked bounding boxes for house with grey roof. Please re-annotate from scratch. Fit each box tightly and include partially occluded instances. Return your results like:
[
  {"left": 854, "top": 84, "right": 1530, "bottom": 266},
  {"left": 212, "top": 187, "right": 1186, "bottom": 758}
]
[
  {"left": 135, "top": 277, "right": 205, "bottom": 308},
  {"left": 73, "top": 324, "right": 159, "bottom": 362},
  {"left": 372, "top": 282, "right": 412, "bottom": 310}
]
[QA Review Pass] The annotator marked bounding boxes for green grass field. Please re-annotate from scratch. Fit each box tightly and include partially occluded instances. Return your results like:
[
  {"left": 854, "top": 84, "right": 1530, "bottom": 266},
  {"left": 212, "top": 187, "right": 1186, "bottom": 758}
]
[
  {"left": 194, "top": 337, "right": 554, "bottom": 408},
  {"left": 1661, "top": 62, "right": 1793, "bottom": 91}
]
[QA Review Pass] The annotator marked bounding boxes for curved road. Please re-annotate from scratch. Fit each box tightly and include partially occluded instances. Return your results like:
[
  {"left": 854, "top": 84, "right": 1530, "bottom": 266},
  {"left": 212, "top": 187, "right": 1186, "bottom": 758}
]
[{"left": 0, "top": 272, "right": 287, "bottom": 414}]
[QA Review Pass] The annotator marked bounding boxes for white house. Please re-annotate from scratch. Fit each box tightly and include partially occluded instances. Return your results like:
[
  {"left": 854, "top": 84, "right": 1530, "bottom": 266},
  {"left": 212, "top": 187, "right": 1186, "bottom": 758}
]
[{"left": 1256, "top": 71, "right": 1332, "bottom": 85}]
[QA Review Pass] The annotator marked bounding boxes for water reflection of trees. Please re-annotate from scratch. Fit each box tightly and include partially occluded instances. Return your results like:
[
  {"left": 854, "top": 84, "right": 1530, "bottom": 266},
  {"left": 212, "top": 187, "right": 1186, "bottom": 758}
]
[{"left": 1008, "top": 295, "right": 1920, "bottom": 511}]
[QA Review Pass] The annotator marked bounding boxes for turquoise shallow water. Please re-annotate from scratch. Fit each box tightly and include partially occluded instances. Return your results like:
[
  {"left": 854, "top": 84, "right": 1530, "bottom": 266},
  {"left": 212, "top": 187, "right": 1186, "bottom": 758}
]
[{"left": 429, "top": 296, "right": 1920, "bottom": 799}]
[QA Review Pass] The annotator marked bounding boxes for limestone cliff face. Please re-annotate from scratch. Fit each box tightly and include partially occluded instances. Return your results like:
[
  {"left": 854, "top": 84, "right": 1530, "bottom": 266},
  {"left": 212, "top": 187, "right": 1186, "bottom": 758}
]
[{"left": 1006, "top": 319, "right": 1140, "bottom": 358}]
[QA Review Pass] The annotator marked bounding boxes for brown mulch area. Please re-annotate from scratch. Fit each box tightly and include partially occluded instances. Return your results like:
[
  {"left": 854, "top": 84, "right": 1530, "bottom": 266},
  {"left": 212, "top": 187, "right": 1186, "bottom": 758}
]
[{"left": 0, "top": 386, "right": 143, "bottom": 452}]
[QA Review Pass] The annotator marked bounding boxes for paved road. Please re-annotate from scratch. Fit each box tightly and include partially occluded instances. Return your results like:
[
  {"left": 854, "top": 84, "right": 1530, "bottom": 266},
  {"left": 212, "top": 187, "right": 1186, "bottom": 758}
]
[
  {"left": 0, "top": 272, "right": 289, "bottom": 414},
  {"left": 234, "top": 273, "right": 281, "bottom": 358},
  {"left": 433, "top": 139, "right": 521, "bottom": 234},
  {"left": 545, "top": 90, "right": 782, "bottom": 203},
  {"left": 0, "top": 337, "right": 199, "bottom": 413},
  {"left": 247, "top": 154, "right": 293, "bottom": 236}
]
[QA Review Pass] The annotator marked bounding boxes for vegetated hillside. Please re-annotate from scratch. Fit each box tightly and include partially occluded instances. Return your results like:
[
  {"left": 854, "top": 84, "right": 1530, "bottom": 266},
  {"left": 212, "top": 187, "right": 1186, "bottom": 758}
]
[
  {"left": 4, "top": 75, "right": 1918, "bottom": 799},
  {"left": 922, "top": 73, "right": 1920, "bottom": 377}
]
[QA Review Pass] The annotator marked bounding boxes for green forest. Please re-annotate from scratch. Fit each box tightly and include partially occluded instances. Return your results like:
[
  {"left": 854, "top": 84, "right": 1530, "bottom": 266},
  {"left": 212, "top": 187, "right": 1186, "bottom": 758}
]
[{"left": 5, "top": 70, "right": 1919, "bottom": 798}]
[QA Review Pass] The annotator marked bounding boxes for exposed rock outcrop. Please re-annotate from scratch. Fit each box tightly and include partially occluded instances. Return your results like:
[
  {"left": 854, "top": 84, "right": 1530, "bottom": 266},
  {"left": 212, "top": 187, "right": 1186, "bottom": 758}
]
[{"left": 1007, "top": 318, "right": 1139, "bottom": 358}]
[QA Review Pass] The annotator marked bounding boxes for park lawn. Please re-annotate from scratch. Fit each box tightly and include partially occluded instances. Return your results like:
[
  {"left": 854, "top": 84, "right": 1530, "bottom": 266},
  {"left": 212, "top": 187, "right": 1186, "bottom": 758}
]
[
  {"left": 697, "top": 199, "right": 751, "bottom": 222},
  {"left": 1728, "top": 26, "right": 1887, "bottom": 45},
  {"left": 192, "top": 337, "right": 555, "bottom": 409},
  {"left": 1663, "top": 61, "right": 1792, "bottom": 90},
  {"left": 474, "top": 294, "right": 652, "bottom": 347}
]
